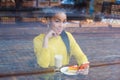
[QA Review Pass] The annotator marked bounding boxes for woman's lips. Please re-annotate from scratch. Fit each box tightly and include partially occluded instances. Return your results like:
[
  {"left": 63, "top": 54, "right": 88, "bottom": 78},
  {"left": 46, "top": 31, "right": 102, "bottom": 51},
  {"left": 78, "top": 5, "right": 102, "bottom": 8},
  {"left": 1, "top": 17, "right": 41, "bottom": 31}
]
[
  {"left": 57, "top": 29, "right": 62, "bottom": 33},
  {"left": 54, "top": 28, "right": 63, "bottom": 34}
]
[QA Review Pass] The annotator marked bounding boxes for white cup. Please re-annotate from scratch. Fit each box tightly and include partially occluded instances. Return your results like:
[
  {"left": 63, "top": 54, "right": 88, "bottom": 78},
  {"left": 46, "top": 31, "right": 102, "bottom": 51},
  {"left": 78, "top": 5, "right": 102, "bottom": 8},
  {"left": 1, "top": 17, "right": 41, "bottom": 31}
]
[{"left": 54, "top": 55, "right": 63, "bottom": 69}]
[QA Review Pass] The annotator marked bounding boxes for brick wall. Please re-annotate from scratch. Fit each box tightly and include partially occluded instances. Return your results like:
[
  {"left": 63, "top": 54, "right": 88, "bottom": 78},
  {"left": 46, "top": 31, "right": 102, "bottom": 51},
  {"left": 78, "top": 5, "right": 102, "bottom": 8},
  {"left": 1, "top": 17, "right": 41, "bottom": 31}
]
[
  {"left": 0, "top": 1, "right": 15, "bottom": 7},
  {"left": 22, "top": 1, "right": 36, "bottom": 7},
  {"left": 0, "top": 17, "right": 16, "bottom": 24}
]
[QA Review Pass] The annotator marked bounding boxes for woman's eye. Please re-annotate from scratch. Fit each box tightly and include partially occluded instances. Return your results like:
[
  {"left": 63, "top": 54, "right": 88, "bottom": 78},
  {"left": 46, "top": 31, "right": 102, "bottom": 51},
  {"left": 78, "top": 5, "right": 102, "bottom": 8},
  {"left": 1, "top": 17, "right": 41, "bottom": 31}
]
[
  {"left": 55, "top": 20, "right": 60, "bottom": 23},
  {"left": 54, "top": 19, "right": 67, "bottom": 23}
]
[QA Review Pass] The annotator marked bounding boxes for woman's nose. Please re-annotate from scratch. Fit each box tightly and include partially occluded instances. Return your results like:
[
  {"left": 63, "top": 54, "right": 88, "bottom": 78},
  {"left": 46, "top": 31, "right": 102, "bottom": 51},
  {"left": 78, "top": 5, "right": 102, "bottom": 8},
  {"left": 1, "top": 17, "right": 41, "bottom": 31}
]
[{"left": 59, "top": 22, "right": 64, "bottom": 27}]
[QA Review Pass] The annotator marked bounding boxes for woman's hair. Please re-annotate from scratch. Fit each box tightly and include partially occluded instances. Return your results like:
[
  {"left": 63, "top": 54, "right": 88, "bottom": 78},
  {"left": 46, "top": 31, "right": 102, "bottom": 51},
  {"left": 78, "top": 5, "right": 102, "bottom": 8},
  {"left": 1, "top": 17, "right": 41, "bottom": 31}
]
[
  {"left": 49, "top": 11, "right": 66, "bottom": 19},
  {"left": 44, "top": 8, "right": 67, "bottom": 25}
]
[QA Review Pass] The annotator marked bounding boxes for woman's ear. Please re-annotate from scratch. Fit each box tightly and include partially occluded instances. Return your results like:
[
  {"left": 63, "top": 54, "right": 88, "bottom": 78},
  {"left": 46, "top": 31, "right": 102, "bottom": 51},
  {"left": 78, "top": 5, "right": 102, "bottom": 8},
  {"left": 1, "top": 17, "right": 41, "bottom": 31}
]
[
  {"left": 47, "top": 21, "right": 51, "bottom": 28},
  {"left": 47, "top": 18, "right": 50, "bottom": 28},
  {"left": 47, "top": 23, "right": 50, "bottom": 28}
]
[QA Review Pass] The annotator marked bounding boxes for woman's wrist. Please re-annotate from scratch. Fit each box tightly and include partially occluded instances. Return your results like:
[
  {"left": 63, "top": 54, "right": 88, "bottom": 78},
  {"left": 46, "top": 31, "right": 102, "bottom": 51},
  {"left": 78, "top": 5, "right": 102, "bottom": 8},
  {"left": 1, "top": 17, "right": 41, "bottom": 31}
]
[{"left": 43, "top": 36, "right": 49, "bottom": 48}]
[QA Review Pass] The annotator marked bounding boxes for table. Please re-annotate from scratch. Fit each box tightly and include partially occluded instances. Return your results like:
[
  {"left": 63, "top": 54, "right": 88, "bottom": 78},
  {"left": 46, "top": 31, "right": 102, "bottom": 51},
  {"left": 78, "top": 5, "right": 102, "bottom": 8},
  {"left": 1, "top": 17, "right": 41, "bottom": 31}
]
[{"left": 0, "top": 70, "right": 89, "bottom": 80}]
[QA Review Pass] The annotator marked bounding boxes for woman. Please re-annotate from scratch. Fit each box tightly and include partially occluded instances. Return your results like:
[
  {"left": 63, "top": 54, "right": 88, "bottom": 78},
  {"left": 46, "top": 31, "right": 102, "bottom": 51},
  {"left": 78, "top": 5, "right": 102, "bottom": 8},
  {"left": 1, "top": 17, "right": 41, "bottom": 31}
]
[{"left": 33, "top": 12, "right": 89, "bottom": 75}]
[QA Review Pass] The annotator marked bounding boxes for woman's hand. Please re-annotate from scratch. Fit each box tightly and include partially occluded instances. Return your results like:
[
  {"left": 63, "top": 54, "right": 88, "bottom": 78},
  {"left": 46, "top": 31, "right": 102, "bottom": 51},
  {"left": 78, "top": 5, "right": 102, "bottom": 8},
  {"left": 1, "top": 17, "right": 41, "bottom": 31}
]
[
  {"left": 43, "top": 30, "right": 58, "bottom": 48},
  {"left": 78, "top": 62, "right": 90, "bottom": 75},
  {"left": 45, "top": 30, "right": 58, "bottom": 39}
]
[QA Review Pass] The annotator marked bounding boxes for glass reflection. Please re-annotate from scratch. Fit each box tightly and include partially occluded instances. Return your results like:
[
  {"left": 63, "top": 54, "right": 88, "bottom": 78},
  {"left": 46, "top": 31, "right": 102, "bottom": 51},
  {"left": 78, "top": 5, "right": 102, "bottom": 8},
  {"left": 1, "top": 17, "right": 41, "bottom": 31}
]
[{"left": 38, "top": 72, "right": 88, "bottom": 80}]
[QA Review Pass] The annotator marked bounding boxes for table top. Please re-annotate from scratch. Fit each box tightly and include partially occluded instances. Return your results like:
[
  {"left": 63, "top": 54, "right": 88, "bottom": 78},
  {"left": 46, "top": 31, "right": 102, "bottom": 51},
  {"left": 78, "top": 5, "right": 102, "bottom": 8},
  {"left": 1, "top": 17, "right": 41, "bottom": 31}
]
[
  {"left": 0, "top": 69, "right": 89, "bottom": 80},
  {"left": 35, "top": 72, "right": 88, "bottom": 80},
  {"left": 0, "top": 64, "right": 120, "bottom": 80}
]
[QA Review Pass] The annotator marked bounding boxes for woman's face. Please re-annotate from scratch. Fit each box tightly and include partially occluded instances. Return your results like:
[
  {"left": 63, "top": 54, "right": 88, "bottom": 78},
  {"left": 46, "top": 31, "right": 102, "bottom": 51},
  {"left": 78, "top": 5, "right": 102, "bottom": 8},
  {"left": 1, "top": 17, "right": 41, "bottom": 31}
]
[{"left": 50, "top": 12, "right": 67, "bottom": 35}]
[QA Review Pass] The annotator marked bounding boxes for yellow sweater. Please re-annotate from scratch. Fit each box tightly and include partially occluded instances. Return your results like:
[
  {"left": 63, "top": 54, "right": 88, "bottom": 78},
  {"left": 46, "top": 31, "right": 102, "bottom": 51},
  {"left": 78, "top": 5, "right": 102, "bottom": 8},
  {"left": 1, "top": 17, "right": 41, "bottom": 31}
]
[{"left": 33, "top": 32, "right": 88, "bottom": 68}]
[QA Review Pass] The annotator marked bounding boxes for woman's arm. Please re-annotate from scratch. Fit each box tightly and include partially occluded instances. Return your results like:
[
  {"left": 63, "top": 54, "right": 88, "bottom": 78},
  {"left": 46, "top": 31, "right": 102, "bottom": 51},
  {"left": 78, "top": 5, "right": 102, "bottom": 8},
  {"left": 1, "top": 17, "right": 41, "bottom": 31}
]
[
  {"left": 33, "top": 35, "right": 51, "bottom": 68},
  {"left": 67, "top": 32, "right": 89, "bottom": 75},
  {"left": 33, "top": 30, "right": 58, "bottom": 68},
  {"left": 67, "top": 32, "right": 89, "bottom": 66}
]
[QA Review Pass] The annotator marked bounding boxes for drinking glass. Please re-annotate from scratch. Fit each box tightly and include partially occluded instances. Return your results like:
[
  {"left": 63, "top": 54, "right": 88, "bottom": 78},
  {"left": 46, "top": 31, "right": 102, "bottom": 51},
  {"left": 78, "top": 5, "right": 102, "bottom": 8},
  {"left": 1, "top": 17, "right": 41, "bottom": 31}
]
[{"left": 54, "top": 55, "right": 63, "bottom": 71}]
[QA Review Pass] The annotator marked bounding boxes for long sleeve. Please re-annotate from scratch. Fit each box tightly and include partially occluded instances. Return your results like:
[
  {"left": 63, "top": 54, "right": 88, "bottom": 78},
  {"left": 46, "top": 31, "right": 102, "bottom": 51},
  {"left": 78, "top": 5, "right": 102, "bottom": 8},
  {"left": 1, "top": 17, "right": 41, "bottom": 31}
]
[
  {"left": 67, "top": 32, "right": 89, "bottom": 66},
  {"left": 33, "top": 34, "right": 51, "bottom": 68},
  {"left": 33, "top": 32, "right": 88, "bottom": 68}
]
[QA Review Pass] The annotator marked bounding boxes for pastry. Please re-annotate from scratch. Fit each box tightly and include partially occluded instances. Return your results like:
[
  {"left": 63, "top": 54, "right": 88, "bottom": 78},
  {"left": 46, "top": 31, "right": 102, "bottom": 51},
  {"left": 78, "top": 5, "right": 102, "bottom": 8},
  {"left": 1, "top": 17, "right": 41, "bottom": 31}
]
[{"left": 67, "top": 65, "right": 78, "bottom": 73}]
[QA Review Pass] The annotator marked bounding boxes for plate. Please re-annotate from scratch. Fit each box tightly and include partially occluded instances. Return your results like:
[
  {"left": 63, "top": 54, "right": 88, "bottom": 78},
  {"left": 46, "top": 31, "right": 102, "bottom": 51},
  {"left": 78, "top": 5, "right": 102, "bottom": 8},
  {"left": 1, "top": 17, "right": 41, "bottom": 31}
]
[{"left": 60, "top": 67, "right": 78, "bottom": 75}]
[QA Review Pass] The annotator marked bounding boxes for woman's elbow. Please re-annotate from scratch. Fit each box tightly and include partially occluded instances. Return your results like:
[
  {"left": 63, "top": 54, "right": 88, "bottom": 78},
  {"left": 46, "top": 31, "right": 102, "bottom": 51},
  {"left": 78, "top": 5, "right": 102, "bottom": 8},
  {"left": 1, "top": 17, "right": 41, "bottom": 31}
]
[{"left": 37, "top": 60, "right": 49, "bottom": 68}]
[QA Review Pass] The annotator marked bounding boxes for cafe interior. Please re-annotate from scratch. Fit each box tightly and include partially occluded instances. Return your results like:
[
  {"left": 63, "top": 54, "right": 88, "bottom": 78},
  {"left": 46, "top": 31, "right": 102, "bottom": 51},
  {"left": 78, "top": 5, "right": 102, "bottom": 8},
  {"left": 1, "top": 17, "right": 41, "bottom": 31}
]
[{"left": 0, "top": 0, "right": 120, "bottom": 80}]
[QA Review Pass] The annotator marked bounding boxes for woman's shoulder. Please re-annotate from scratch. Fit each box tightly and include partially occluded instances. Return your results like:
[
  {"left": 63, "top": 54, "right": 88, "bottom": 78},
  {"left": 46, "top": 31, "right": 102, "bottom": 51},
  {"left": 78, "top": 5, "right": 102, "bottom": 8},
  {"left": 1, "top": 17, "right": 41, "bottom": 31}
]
[
  {"left": 65, "top": 31, "right": 75, "bottom": 40},
  {"left": 65, "top": 31, "right": 73, "bottom": 37},
  {"left": 34, "top": 34, "right": 45, "bottom": 41}
]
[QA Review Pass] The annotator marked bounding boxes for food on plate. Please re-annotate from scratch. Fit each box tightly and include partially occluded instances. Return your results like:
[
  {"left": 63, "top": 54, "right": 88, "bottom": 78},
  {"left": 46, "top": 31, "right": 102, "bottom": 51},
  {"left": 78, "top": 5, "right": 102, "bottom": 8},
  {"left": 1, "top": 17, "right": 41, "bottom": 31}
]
[{"left": 67, "top": 65, "right": 79, "bottom": 73}]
